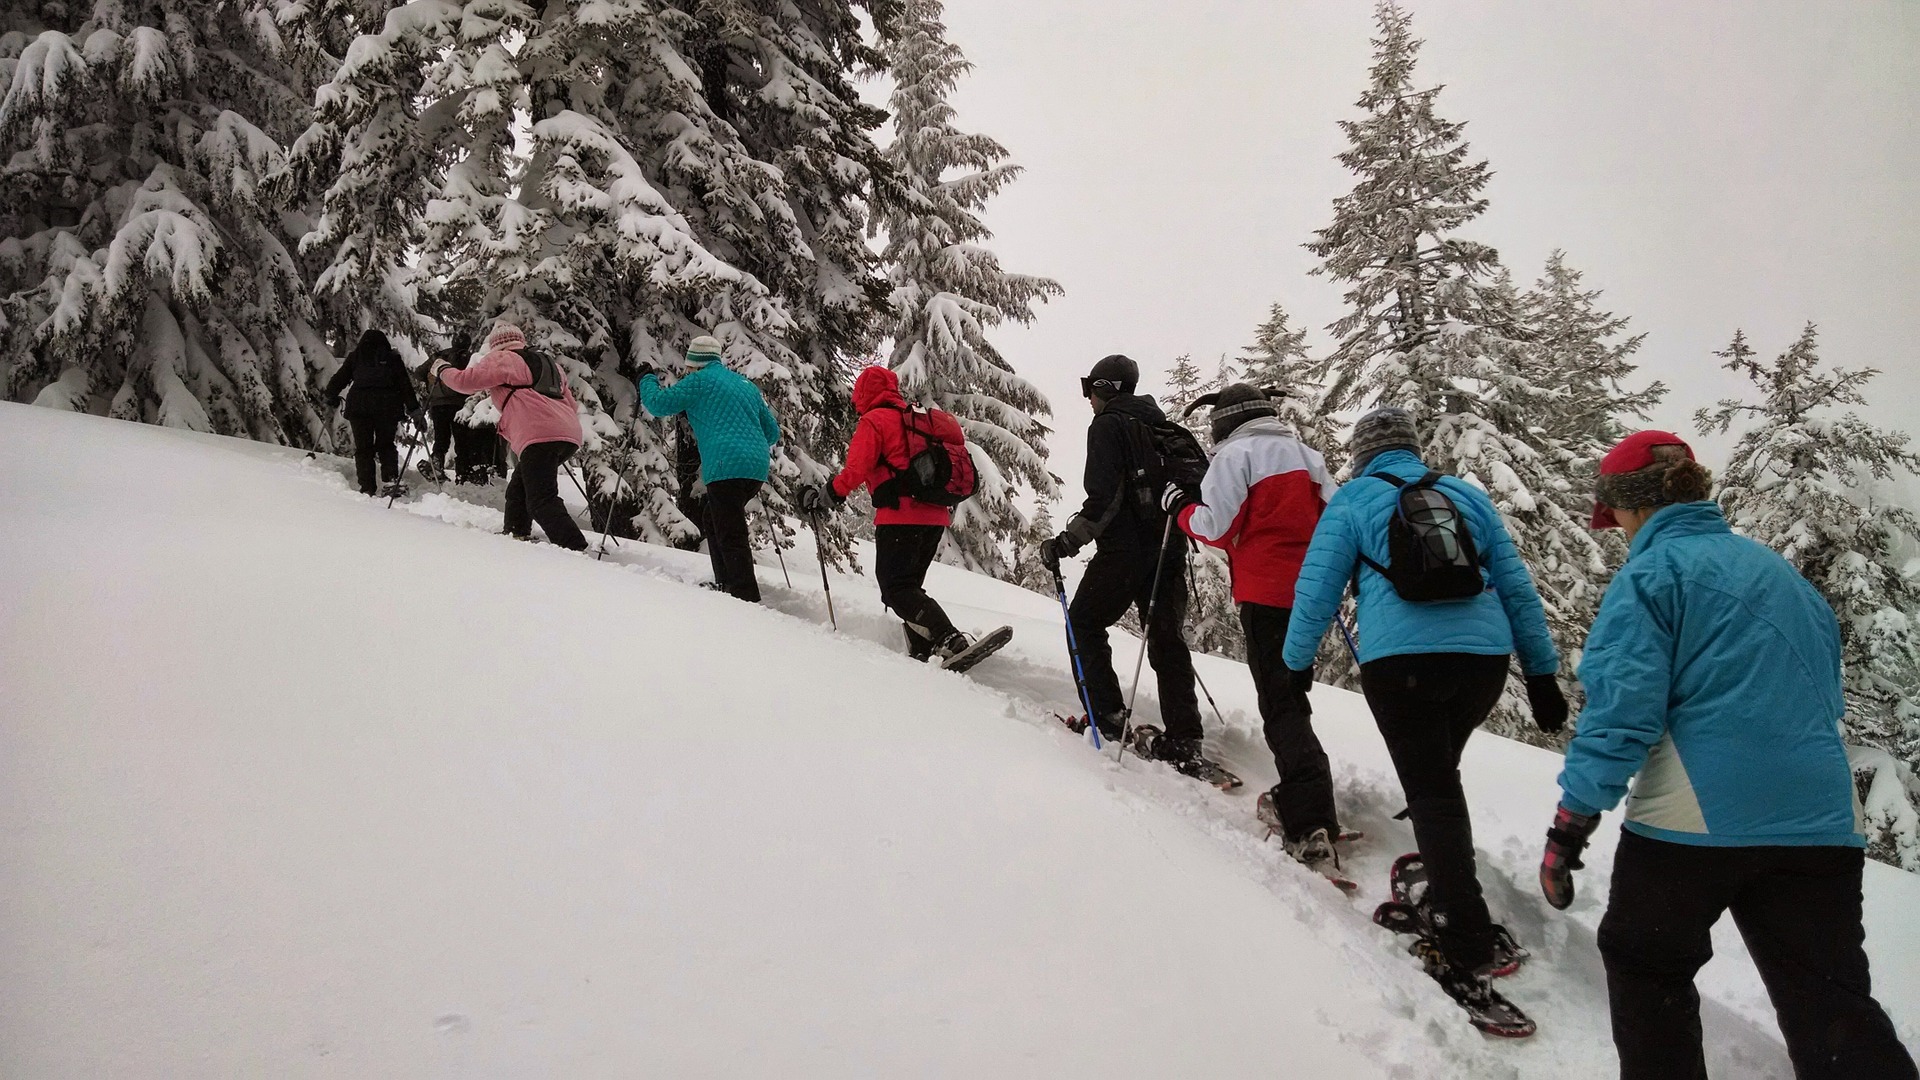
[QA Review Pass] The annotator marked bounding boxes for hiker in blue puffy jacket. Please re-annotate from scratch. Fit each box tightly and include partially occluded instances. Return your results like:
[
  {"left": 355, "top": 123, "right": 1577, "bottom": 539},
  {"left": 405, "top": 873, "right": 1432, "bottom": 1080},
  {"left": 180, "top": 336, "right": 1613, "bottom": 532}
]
[
  {"left": 1283, "top": 407, "right": 1567, "bottom": 1006},
  {"left": 1538, "top": 431, "right": 1914, "bottom": 1080},
  {"left": 638, "top": 334, "right": 780, "bottom": 602}
]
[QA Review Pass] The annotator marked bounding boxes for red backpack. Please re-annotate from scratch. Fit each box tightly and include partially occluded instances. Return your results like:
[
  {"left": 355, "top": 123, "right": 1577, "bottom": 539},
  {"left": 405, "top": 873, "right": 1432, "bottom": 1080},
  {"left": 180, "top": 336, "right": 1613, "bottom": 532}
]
[{"left": 873, "top": 405, "right": 977, "bottom": 508}]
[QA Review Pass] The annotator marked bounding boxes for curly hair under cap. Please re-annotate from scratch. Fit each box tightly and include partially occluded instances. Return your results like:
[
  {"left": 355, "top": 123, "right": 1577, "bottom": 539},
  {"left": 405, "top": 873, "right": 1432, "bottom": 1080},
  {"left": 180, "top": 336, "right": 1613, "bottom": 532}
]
[{"left": 1594, "top": 445, "right": 1714, "bottom": 512}]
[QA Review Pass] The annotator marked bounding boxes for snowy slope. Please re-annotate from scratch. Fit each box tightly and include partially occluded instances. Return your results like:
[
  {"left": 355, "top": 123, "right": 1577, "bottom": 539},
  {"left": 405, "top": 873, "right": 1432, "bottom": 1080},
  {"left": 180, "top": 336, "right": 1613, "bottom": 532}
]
[{"left": 1, "top": 404, "right": 1915, "bottom": 1078}]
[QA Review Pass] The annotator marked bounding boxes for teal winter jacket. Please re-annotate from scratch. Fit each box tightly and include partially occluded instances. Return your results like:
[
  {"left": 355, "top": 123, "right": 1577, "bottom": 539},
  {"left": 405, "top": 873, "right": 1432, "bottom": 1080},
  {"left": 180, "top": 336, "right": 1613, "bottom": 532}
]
[
  {"left": 1557, "top": 501, "right": 1862, "bottom": 848},
  {"left": 638, "top": 361, "right": 780, "bottom": 484},
  {"left": 1281, "top": 448, "right": 1559, "bottom": 675}
]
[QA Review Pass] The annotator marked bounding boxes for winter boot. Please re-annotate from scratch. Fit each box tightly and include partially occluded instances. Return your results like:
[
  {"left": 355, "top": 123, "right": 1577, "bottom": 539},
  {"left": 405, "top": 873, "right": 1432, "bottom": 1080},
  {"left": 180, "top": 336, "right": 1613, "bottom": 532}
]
[
  {"left": 1129, "top": 725, "right": 1199, "bottom": 764},
  {"left": 1406, "top": 936, "right": 1536, "bottom": 1037},
  {"left": 905, "top": 626, "right": 935, "bottom": 663},
  {"left": 1485, "top": 924, "right": 1531, "bottom": 978},
  {"left": 933, "top": 626, "right": 1013, "bottom": 674},
  {"left": 1283, "top": 827, "right": 1338, "bottom": 871}
]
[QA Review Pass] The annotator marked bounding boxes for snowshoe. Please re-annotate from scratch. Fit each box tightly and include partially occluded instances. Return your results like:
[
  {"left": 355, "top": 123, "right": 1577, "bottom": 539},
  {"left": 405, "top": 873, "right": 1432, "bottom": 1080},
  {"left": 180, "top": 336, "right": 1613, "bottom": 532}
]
[
  {"left": 1125, "top": 725, "right": 1243, "bottom": 790},
  {"left": 417, "top": 458, "right": 446, "bottom": 484},
  {"left": 1372, "top": 853, "right": 1527, "bottom": 976},
  {"left": 1054, "top": 711, "right": 1121, "bottom": 747},
  {"left": 1406, "top": 936, "right": 1537, "bottom": 1038},
  {"left": 1282, "top": 826, "right": 1360, "bottom": 894},
  {"left": 380, "top": 479, "right": 410, "bottom": 498},
  {"left": 937, "top": 626, "right": 1013, "bottom": 674}
]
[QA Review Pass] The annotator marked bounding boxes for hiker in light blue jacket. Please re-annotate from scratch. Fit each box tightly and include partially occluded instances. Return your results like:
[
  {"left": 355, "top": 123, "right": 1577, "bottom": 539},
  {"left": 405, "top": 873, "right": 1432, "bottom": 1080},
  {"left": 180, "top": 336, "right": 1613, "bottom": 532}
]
[
  {"left": 1538, "top": 430, "right": 1911, "bottom": 1080},
  {"left": 638, "top": 335, "right": 780, "bottom": 601},
  {"left": 1283, "top": 407, "right": 1566, "bottom": 1020}
]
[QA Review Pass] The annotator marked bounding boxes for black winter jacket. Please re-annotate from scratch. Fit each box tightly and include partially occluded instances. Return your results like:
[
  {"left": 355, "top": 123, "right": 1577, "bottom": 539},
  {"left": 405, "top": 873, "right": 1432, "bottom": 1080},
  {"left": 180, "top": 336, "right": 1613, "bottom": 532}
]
[
  {"left": 326, "top": 334, "right": 418, "bottom": 421},
  {"left": 1064, "top": 393, "right": 1173, "bottom": 552}
]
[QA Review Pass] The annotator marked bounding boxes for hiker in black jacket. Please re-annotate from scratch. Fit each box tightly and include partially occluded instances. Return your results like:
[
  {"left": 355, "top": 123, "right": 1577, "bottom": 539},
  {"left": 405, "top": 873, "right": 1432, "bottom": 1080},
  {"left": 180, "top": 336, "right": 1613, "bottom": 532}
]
[
  {"left": 326, "top": 329, "right": 420, "bottom": 495},
  {"left": 1040, "top": 354, "right": 1202, "bottom": 759}
]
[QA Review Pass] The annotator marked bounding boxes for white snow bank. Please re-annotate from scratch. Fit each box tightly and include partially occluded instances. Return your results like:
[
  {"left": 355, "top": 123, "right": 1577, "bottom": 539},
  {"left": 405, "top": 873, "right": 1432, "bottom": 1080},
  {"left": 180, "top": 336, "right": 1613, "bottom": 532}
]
[{"left": 1, "top": 404, "right": 1915, "bottom": 1078}]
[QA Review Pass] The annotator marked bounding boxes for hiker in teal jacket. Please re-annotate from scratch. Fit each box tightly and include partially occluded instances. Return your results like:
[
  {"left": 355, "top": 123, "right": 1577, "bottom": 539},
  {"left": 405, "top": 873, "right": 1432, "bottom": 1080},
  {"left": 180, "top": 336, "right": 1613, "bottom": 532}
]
[
  {"left": 1537, "top": 430, "right": 1911, "bottom": 1080},
  {"left": 638, "top": 335, "right": 780, "bottom": 601},
  {"left": 1282, "top": 408, "right": 1566, "bottom": 1025}
]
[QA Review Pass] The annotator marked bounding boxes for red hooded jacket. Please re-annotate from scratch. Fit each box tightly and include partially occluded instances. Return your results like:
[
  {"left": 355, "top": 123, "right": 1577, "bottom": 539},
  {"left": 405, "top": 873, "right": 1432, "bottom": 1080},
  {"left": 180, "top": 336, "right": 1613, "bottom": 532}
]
[{"left": 831, "top": 367, "right": 953, "bottom": 527}]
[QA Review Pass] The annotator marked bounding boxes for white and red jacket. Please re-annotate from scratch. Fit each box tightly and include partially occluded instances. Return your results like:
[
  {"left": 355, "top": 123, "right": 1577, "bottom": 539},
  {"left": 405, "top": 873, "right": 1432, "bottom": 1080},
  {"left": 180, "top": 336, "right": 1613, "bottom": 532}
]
[{"left": 1175, "top": 417, "right": 1336, "bottom": 609}]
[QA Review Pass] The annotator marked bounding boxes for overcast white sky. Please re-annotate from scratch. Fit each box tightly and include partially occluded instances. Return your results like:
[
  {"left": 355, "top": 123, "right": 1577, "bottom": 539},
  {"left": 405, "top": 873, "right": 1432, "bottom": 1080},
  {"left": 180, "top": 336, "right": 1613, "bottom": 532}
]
[{"left": 921, "top": 0, "right": 1919, "bottom": 510}]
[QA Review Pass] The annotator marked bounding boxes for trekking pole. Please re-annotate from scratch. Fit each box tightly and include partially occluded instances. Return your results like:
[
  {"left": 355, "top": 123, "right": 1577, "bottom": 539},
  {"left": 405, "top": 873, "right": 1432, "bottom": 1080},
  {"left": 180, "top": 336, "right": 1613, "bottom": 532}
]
[
  {"left": 1183, "top": 548, "right": 1229, "bottom": 728},
  {"left": 1119, "top": 515, "right": 1178, "bottom": 763},
  {"left": 562, "top": 461, "right": 611, "bottom": 548},
  {"left": 771, "top": 520, "right": 793, "bottom": 589},
  {"left": 1052, "top": 565, "right": 1103, "bottom": 749},
  {"left": 592, "top": 468, "right": 633, "bottom": 561},
  {"left": 808, "top": 513, "right": 838, "bottom": 630},
  {"left": 1335, "top": 610, "right": 1361, "bottom": 662},
  {"left": 386, "top": 416, "right": 424, "bottom": 508}
]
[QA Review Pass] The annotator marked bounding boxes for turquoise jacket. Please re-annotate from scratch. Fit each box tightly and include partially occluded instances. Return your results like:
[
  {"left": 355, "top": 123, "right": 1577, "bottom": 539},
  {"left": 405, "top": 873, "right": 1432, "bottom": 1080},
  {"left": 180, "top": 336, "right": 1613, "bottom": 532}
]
[
  {"left": 1558, "top": 501, "right": 1863, "bottom": 848},
  {"left": 638, "top": 361, "right": 780, "bottom": 484},
  {"left": 1282, "top": 448, "right": 1559, "bottom": 675}
]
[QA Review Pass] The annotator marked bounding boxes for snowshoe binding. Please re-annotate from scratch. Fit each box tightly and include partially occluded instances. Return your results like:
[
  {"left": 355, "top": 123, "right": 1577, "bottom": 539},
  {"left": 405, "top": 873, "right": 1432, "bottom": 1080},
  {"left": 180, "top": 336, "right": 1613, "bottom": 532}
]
[
  {"left": 1254, "top": 789, "right": 1363, "bottom": 844},
  {"left": 1371, "top": 853, "right": 1528, "bottom": 976},
  {"left": 1254, "top": 790, "right": 1360, "bottom": 893},
  {"left": 1125, "top": 725, "right": 1242, "bottom": 790},
  {"left": 416, "top": 458, "right": 445, "bottom": 484},
  {"left": 1055, "top": 711, "right": 1123, "bottom": 747},
  {"left": 1406, "top": 936, "right": 1537, "bottom": 1038},
  {"left": 936, "top": 626, "right": 1013, "bottom": 674},
  {"left": 379, "top": 479, "right": 410, "bottom": 499}
]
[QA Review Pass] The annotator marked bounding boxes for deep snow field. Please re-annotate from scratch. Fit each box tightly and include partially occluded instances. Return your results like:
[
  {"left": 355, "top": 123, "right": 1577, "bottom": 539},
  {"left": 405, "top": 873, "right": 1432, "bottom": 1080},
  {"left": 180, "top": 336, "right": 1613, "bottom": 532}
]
[{"left": 2, "top": 403, "right": 1916, "bottom": 1078}]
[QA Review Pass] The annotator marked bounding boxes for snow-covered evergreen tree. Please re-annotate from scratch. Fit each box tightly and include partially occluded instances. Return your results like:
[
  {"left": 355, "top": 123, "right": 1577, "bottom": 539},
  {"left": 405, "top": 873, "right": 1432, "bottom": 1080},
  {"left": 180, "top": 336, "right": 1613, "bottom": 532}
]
[
  {"left": 1162, "top": 352, "right": 1204, "bottom": 424},
  {"left": 1307, "top": 4, "right": 1607, "bottom": 743},
  {"left": 0, "top": 0, "right": 348, "bottom": 448},
  {"left": 1240, "top": 301, "right": 1339, "bottom": 459},
  {"left": 877, "top": 0, "right": 1060, "bottom": 577},
  {"left": 287, "top": 0, "right": 898, "bottom": 547},
  {"left": 1519, "top": 250, "right": 1664, "bottom": 563},
  {"left": 1696, "top": 325, "right": 1920, "bottom": 867}
]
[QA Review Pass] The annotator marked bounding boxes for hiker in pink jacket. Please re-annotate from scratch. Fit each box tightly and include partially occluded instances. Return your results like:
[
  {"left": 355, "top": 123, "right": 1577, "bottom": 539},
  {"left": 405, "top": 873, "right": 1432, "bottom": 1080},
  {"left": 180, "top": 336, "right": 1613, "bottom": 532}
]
[{"left": 432, "top": 324, "right": 588, "bottom": 549}]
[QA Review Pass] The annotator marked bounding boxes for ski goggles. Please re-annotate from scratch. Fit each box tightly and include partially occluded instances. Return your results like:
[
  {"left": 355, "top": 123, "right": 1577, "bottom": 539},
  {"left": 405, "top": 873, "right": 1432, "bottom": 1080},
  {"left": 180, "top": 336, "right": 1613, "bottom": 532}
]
[{"left": 1080, "top": 376, "right": 1131, "bottom": 398}]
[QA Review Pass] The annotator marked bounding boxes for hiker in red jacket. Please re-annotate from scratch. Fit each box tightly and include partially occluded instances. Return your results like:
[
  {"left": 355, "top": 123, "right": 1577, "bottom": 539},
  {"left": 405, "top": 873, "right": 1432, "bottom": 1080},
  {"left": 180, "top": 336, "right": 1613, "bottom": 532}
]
[
  {"left": 1161, "top": 384, "right": 1344, "bottom": 867},
  {"left": 798, "top": 366, "right": 1006, "bottom": 671}
]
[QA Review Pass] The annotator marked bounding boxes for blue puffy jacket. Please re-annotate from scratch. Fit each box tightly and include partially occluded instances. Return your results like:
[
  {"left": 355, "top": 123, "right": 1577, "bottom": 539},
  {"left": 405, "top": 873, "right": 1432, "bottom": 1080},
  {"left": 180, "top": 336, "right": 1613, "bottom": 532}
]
[
  {"left": 1281, "top": 448, "right": 1558, "bottom": 675},
  {"left": 1558, "top": 501, "right": 1862, "bottom": 848},
  {"left": 638, "top": 361, "right": 780, "bottom": 484}
]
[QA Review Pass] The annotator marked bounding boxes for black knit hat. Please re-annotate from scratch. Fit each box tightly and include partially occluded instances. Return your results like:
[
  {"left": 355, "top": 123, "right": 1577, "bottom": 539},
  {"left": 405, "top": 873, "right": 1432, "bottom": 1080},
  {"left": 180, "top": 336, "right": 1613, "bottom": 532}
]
[{"left": 1080, "top": 354, "right": 1138, "bottom": 399}]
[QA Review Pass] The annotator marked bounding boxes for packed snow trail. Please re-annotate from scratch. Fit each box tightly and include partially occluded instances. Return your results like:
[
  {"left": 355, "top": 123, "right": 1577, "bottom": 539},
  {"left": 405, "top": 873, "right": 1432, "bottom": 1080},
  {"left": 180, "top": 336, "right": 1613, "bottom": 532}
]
[{"left": 0, "top": 406, "right": 1914, "bottom": 1078}]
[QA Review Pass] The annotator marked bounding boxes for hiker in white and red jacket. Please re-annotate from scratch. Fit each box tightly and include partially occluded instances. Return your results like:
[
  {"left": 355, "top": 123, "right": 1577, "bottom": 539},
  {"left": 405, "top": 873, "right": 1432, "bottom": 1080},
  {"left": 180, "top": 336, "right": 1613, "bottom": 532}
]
[
  {"left": 432, "top": 323, "right": 587, "bottom": 550},
  {"left": 798, "top": 366, "right": 989, "bottom": 667},
  {"left": 1160, "top": 384, "right": 1342, "bottom": 866}
]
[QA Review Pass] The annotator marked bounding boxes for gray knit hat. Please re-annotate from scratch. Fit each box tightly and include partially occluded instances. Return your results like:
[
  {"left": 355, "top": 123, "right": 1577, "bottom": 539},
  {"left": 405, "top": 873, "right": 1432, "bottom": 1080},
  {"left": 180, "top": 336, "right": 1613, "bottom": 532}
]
[
  {"left": 1349, "top": 406, "right": 1419, "bottom": 469},
  {"left": 686, "top": 334, "right": 723, "bottom": 362}
]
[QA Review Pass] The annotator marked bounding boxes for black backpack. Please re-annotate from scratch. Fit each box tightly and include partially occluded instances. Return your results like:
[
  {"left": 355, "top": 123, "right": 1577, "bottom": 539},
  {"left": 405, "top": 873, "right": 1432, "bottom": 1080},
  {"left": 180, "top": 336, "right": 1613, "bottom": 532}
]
[
  {"left": 502, "top": 347, "right": 566, "bottom": 401},
  {"left": 1356, "top": 471, "right": 1485, "bottom": 602},
  {"left": 1124, "top": 416, "right": 1210, "bottom": 515}
]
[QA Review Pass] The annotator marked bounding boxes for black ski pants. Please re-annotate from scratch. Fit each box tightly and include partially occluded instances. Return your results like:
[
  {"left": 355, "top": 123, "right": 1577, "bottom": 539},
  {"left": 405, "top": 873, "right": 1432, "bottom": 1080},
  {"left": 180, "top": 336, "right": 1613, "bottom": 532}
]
[
  {"left": 1359, "top": 651, "right": 1508, "bottom": 972},
  {"left": 452, "top": 422, "right": 492, "bottom": 484},
  {"left": 504, "top": 440, "right": 588, "bottom": 550},
  {"left": 428, "top": 403, "right": 459, "bottom": 468},
  {"left": 1068, "top": 541, "right": 1200, "bottom": 739},
  {"left": 1599, "top": 831, "right": 1916, "bottom": 1080},
  {"left": 704, "top": 478, "right": 762, "bottom": 602},
  {"left": 348, "top": 414, "right": 401, "bottom": 495},
  {"left": 876, "top": 524, "right": 959, "bottom": 658},
  {"left": 1240, "top": 602, "right": 1338, "bottom": 840}
]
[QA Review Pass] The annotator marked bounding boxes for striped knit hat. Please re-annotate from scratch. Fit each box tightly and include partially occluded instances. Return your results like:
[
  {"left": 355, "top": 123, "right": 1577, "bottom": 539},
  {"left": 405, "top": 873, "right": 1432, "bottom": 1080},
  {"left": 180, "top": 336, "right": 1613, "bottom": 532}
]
[
  {"left": 1206, "top": 383, "right": 1277, "bottom": 443},
  {"left": 1349, "top": 406, "right": 1419, "bottom": 469},
  {"left": 686, "top": 335, "right": 723, "bottom": 362}
]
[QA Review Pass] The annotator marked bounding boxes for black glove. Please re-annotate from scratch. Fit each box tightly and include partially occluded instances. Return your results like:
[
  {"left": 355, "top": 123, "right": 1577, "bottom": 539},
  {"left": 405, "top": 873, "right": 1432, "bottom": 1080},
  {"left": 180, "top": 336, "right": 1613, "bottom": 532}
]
[
  {"left": 1288, "top": 665, "right": 1315, "bottom": 697},
  {"left": 797, "top": 483, "right": 838, "bottom": 517},
  {"left": 1540, "top": 804, "right": 1601, "bottom": 910},
  {"left": 409, "top": 407, "right": 428, "bottom": 429},
  {"left": 429, "top": 359, "right": 450, "bottom": 381},
  {"left": 1039, "top": 532, "right": 1082, "bottom": 573},
  {"left": 1160, "top": 482, "right": 1197, "bottom": 514},
  {"left": 1525, "top": 673, "right": 1570, "bottom": 734}
]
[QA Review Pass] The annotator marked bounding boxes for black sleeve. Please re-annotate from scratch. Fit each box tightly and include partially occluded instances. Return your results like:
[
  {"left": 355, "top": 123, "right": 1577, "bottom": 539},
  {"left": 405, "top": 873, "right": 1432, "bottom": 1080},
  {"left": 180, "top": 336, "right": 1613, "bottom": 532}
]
[
  {"left": 1065, "top": 412, "right": 1130, "bottom": 542},
  {"left": 323, "top": 356, "right": 354, "bottom": 400},
  {"left": 402, "top": 370, "right": 420, "bottom": 412}
]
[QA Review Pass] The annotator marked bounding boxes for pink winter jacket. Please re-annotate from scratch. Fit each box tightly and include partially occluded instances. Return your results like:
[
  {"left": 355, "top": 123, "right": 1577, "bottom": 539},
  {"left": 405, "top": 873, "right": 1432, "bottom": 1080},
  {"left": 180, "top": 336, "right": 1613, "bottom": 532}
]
[{"left": 438, "top": 325, "right": 583, "bottom": 455}]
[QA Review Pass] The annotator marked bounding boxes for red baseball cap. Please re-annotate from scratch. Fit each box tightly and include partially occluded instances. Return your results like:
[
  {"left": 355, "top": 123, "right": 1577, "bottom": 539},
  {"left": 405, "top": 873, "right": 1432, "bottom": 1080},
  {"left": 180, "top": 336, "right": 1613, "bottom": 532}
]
[{"left": 1591, "top": 430, "right": 1694, "bottom": 529}]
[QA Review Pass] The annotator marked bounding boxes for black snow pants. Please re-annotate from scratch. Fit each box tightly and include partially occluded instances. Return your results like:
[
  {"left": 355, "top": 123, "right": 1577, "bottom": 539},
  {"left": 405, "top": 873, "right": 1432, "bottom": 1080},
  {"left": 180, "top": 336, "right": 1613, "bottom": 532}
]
[
  {"left": 704, "top": 478, "right": 762, "bottom": 602},
  {"left": 348, "top": 414, "right": 401, "bottom": 495},
  {"left": 452, "top": 422, "right": 493, "bottom": 484},
  {"left": 1068, "top": 541, "right": 1200, "bottom": 740},
  {"left": 504, "top": 440, "right": 588, "bottom": 550},
  {"left": 876, "top": 524, "right": 959, "bottom": 658},
  {"left": 1599, "top": 831, "right": 1917, "bottom": 1080},
  {"left": 428, "top": 402, "right": 459, "bottom": 468},
  {"left": 1359, "top": 651, "right": 1508, "bottom": 972},
  {"left": 1240, "top": 602, "right": 1338, "bottom": 841}
]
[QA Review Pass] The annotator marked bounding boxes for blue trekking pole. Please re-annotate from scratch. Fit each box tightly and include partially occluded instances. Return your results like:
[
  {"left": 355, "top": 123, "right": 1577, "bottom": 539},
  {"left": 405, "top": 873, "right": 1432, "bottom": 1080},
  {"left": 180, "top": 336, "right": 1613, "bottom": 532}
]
[
  {"left": 1052, "top": 566, "right": 1102, "bottom": 749},
  {"left": 1335, "top": 610, "right": 1361, "bottom": 661}
]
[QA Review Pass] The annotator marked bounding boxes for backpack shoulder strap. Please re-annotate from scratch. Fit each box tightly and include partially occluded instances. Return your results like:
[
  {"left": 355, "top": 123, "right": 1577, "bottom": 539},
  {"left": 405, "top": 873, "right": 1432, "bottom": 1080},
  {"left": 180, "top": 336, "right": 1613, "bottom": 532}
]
[{"left": 1370, "top": 472, "right": 1407, "bottom": 489}]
